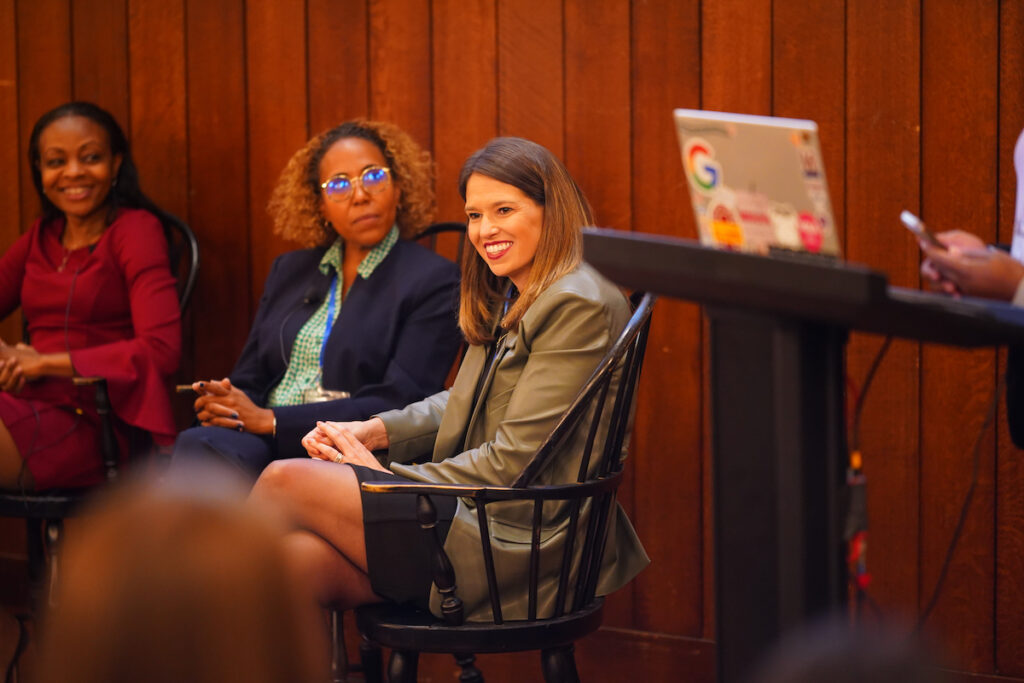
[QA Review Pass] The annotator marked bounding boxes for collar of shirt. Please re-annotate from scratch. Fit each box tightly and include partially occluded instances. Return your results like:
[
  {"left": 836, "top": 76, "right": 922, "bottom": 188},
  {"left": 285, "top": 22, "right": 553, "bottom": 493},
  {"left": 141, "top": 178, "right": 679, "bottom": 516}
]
[{"left": 318, "top": 224, "right": 399, "bottom": 280}]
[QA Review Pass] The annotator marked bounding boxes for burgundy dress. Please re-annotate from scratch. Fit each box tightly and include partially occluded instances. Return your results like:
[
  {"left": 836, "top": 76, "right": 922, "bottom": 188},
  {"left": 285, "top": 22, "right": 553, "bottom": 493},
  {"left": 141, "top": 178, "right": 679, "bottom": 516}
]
[{"left": 0, "top": 208, "right": 181, "bottom": 488}]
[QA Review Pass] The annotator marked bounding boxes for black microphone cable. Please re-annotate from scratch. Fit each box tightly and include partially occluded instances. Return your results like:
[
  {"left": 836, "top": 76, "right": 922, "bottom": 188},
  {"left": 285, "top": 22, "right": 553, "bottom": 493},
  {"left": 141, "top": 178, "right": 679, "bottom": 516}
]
[
  {"left": 278, "top": 283, "right": 325, "bottom": 367},
  {"left": 916, "top": 369, "right": 1001, "bottom": 632}
]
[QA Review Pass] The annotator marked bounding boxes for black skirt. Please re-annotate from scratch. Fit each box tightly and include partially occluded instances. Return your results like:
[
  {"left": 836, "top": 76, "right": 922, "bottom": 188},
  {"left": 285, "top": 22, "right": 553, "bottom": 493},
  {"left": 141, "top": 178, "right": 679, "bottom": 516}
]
[{"left": 351, "top": 464, "right": 457, "bottom": 611}]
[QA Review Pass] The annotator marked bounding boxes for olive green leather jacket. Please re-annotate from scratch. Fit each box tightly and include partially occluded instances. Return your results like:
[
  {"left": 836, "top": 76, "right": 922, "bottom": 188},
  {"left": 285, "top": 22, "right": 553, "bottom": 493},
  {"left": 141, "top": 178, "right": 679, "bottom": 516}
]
[{"left": 378, "top": 263, "right": 649, "bottom": 622}]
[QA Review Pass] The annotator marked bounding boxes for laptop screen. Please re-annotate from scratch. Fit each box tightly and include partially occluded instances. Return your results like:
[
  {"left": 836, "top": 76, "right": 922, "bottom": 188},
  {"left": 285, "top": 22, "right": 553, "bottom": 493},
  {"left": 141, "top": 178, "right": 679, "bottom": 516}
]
[{"left": 674, "top": 108, "right": 840, "bottom": 258}]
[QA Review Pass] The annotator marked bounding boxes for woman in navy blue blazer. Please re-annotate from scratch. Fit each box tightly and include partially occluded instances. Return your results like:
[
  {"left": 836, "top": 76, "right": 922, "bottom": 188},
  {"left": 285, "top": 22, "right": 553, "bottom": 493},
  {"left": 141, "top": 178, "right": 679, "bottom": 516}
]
[{"left": 173, "top": 120, "right": 462, "bottom": 477}]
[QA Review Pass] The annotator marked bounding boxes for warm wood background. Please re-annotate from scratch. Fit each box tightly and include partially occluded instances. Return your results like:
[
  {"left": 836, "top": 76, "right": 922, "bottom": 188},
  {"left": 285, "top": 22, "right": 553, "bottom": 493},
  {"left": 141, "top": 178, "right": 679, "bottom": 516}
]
[{"left": 1, "top": 0, "right": 1023, "bottom": 680}]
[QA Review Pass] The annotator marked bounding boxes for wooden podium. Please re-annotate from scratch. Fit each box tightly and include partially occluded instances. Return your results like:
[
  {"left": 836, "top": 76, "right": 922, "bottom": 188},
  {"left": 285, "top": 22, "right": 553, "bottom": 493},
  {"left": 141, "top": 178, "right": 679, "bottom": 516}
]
[{"left": 582, "top": 228, "right": 1024, "bottom": 682}]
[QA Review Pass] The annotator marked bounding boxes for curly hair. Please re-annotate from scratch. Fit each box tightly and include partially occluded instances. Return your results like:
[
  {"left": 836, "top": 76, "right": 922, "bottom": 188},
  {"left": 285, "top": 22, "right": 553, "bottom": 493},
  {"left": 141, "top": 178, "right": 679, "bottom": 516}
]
[{"left": 268, "top": 120, "right": 436, "bottom": 247}]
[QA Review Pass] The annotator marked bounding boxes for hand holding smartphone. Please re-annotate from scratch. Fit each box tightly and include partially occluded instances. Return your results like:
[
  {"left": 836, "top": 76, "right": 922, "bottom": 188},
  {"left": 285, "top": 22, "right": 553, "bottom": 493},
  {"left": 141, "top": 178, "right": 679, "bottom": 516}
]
[{"left": 901, "top": 210, "right": 947, "bottom": 251}]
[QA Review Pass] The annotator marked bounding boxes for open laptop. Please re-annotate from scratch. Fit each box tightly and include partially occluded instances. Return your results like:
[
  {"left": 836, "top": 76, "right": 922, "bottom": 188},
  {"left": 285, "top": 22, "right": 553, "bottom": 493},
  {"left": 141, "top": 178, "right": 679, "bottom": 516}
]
[{"left": 674, "top": 108, "right": 840, "bottom": 258}]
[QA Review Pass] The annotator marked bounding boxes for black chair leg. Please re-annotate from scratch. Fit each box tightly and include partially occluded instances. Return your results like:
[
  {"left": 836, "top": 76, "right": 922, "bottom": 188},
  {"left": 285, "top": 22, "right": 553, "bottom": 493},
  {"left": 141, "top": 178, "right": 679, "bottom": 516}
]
[
  {"left": 43, "top": 519, "right": 63, "bottom": 608},
  {"left": 330, "top": 610, "right": 348, "bottom": 682},
  {"left": 387, "top": 650, "right": 419, "bottom": 683},
  {"left": 359, "top": 637, "right": 383, "bottom": 683},
  {"left": 454, "top": 653, "right": 484, "bottom": 682},
  {"left": 23, "top": 519, "right": 44, "bottom": 604},
  {"left": 541, "top": 645, "right": 580, "bottom": 683},
  {"left": 4, "top": 613, "right": 30, "bottom": 683}
]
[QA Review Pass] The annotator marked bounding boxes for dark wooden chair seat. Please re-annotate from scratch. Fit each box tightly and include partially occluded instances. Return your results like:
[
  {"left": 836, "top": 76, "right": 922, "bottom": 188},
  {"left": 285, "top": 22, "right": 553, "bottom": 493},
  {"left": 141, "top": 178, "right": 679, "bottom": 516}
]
[{"left": 352, "top": 291, "right": 656, "bottom": 683}]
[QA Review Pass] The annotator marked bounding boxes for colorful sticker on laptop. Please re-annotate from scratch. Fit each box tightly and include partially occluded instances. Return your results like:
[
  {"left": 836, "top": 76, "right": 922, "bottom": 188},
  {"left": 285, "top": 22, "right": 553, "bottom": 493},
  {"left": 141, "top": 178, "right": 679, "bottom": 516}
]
[
  {"left": 735, "top": 190, "right": 774, "bottom": 254},
  {"left": 797, "top": 211, "right": 824, "bottom": 253},
  {"left": 683, "top": 138, "right": 722, "bottom": 194},
  {"left": 769, "top": 203, "right": 802, "bottom": 250},
  {"left": 708, "top": 196, "right": 743, "bottom": 249},
  {"left": 798, "top": 148, "right": 822, "bottom": 179}
]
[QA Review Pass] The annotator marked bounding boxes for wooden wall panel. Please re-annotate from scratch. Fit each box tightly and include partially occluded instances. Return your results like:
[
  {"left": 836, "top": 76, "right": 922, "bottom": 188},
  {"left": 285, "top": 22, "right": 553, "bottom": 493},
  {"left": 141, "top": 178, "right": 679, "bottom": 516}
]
[
  {"left": 701, "top": 0, "right": 771, "bottom": 116},
  {"left": 772, "top": 0, "right": 846, "bottom": 244},
  {"left": 431, "top": 0, "right": 496, "bottom": 260},
  {"left": 699, "top": 0, "right": 772, "bottom": 640},
  {"left": 368, "top": 0, "right": 431, "bottom": 151},
  {"left": 185, "top": 0, "right": 250, "bottom": 380},
  {"left": 3, "top": 4, "right": 1024, "bottom": 681},
  {"left": 919, "top": 0, "right": 999, "bottom": 671},
  {"left": 128, "top": 0, "right": 188, "bottom": 217},
  {"left": 0, "top": 0, "right": 22, "bottom": 562},
  {"left": 15, "top": 0, "right": 71, "bottom": 229},
  {"left": 307, "top": 0, "right": 369, "bottom": 134},
  {"left": 565, "top": 0, "right": 632, "bottom": 629},
  {"left": 996, "top": 0, "right": 1024, "bottom": 673},
  {"left": 245, "top": 0, "right": 308, "bottom": 309},
  {"left": 0, "top": 0, "right": 20, "bottom": 348},
  {"left": 845, "top": 0, "right": 922, "bottom": 622},
  {"left": 497, "top": 0, "right": 564, "bottom": 157},
  {"left": 564, "top": 0, "right": 631, "bottom": 233},
  {"left": 629, "top": 0, "right": 703, "bottom": 638},
  {"left": 70, "top": 0, "right": 128, "bottom": 128},
  {"left": 128, "top": 0, "right": 191, "bottom": 391}
]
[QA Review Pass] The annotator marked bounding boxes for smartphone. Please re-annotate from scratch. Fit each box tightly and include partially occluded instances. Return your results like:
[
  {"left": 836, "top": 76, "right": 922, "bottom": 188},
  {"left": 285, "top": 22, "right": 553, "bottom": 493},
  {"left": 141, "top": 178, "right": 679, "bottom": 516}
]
[{"left": 900, "top": 210, "right": 947, "bottom": 251}]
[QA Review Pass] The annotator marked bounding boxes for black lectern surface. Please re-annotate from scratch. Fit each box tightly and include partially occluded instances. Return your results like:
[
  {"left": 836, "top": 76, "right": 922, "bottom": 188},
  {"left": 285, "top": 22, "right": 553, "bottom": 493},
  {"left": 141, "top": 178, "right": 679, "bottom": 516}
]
[
  {"left": 583, "top": 228, "right": 1024, "bottom": 346},
  {"left": 582, "top": 228, "right": 1024, "bottom": 683}
]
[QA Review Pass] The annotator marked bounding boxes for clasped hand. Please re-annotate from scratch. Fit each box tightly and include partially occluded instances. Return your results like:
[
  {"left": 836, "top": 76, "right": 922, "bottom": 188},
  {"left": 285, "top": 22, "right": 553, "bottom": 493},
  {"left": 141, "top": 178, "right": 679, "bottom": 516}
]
[
  {"left": 302, "top": 419, "right": 390, "bottom": 473},
  {"left": 0, "top": 341, "right": 43, "bottom": 394},
  {"left": 192, "top": 377, "right": 274, "bottom": 434}
]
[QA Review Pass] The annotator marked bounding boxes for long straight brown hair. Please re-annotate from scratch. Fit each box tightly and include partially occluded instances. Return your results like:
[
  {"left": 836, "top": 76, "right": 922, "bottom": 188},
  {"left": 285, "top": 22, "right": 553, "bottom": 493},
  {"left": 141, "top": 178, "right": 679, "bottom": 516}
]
[{"left": 457, "top": 137, "right": 592, "bottom": 345}]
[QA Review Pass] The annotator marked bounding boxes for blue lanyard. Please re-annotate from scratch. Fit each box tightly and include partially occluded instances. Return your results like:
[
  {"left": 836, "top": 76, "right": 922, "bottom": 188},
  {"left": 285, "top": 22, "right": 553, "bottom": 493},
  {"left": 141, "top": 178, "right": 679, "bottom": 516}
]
[{"left": 319, "top": 274, "right": 338, "bottom": 368}]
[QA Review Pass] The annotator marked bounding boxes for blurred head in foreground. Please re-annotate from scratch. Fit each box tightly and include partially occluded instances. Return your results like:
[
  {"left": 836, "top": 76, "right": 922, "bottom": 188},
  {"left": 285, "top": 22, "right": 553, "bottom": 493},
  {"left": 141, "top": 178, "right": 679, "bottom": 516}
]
[
  {"left": 748, "top": 615, "right": 947, "bottom": 683},
  {"left": 38, "top": 465, "right": 327, "bottom": 683}
]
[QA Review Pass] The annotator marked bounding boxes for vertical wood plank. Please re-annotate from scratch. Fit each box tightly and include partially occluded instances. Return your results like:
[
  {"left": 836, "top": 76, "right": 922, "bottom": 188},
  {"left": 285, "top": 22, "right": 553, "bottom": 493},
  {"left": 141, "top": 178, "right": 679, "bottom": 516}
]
[
  {"left": 128, "top": 0, "right": 191, "bottom": 409},
  {"left": 699, "top": 0, "right": 772, "bottom": 639},
  {"left": 16, "top": 0, "right": 71, "bottom": 230},
  {"left": 565, "top": 0, "right": 632, "bottom": 628},
  {"left": 564, "top": 0, "right": 631, "bottom": 231},
  {"left": 701, "top": 0, "right": 772, "bottom": 115},
  {"left": 70, "top": 0, "right": 128, "bottom": 127},
  {"left": 497, "top": 0, "right": 563, "bottom": 157},
  {"left": 368, "top": 0, "right": 431, "bottom": 150},
  {"left": 431, "top": 0, "right": 496, "bottom": 260},
  {"left": 246, "top": 0, "right": 308, "bottom": 308},
  {"left": 307, "top": 0, "right": 369, "bottom": 133},
  {"left": 919, "top": 0, "right": 998, "bottom": 671},
  {"left": 772, "top": 0, "right": 846, "bottom": 245},
  {"left": 846, "top": 0, "right": 922, "bottom": 619},
  {"left": 185, "top": 0, "right": 251, "bottom": 380},
  {"left": 0, "top": 0, "right": 24, "bottom": 560},
  {"left": 996, "top": 0, "right": 1024, "bottom": 673},
  {"left": 128, "top": 0, "right": 187, "bottom": 216},
  {"left": 0, "top": 0, "right": 21, "bottom": 347},
  {"left": 629, "top": 0, "right": 703, "bottom": 638}
]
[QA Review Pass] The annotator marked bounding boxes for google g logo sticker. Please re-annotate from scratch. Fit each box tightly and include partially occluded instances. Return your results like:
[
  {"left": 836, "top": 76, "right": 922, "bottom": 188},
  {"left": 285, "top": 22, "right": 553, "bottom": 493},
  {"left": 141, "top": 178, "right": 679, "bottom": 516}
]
[{"left": 684, "top": 138, "right": 721, "bottom": 193}]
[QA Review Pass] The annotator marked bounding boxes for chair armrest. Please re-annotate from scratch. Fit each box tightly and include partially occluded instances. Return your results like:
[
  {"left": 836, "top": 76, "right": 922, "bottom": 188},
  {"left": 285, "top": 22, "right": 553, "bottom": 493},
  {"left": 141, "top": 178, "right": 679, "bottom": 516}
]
[
  {"left": 70, "top": 377, "right": 119, "bottom": 481},
  {"left": 359, "top": 473, "right": 622, "bottom": 502}
]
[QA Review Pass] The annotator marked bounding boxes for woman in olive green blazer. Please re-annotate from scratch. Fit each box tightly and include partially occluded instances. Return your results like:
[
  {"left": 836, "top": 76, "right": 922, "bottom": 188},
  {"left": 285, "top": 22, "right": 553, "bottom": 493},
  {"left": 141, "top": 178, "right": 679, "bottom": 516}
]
[{"left": 251, "top": 137, "right": 648, "bottom": 622}]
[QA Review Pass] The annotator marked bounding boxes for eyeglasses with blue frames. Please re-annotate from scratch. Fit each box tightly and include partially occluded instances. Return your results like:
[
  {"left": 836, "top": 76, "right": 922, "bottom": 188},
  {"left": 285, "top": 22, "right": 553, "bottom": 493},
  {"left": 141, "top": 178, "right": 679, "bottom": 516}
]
[{"left": 320, "top": 165, "right": 392, "bottom": 203}]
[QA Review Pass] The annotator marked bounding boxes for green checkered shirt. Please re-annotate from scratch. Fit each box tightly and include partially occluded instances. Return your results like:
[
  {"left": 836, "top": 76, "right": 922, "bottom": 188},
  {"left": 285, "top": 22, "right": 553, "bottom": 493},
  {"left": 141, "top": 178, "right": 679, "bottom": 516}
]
[{"left": 267, "top": 226, "right": 399, "bottom": 407}]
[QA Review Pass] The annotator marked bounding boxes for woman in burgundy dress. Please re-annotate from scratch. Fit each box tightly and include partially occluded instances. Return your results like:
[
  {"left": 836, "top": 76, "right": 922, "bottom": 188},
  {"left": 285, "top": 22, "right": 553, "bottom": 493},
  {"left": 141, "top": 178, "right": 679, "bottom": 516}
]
[{"left": 0, "top": 102, "right": 180, "bottom": 491}]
